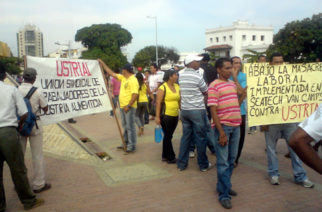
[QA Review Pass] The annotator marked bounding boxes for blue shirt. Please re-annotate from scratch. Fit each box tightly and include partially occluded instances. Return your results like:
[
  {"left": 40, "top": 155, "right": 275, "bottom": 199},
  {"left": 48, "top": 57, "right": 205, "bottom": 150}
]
[{"left": 230, "top": 71, "right": 247, "bottom": 115}]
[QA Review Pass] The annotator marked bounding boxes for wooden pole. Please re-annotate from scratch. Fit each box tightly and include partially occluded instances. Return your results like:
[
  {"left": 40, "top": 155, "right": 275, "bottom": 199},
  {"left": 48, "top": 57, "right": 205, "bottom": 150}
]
[{"left": 99, "top": 64, "right": 126, "bottom": 151}]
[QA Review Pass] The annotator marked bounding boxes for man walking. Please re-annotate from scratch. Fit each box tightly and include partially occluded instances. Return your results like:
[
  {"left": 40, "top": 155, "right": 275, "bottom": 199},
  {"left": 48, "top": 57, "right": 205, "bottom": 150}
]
[
  {"left": 19, "top": 68, "right": 51, "bottom": 193},
  {"left": 0, "top": 63, "right": 44, "bottom": 211},
  {"left": 99, "top": 60, "right": 139, "bottom": 153},
  {"left": 263, "top": 52, "right": 314, "bottom": 187},
  {"left": 177, "top": 54, "right": 211, "bottom": 171}
]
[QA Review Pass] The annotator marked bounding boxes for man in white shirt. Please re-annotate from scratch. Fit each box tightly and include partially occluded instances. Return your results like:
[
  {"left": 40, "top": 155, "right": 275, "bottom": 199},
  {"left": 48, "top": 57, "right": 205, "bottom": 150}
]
[
  {"left": 148, "top": 63, "right": 163, "bottom": 119},
  {"left": 289, "top": 103, "right": 322, "bottom": 174},
  {"left": 18, "top": 68, "right": 51, "bottom": 193},
  {"left": 0, "top": 63, "right": 44, "bottom": 211}
]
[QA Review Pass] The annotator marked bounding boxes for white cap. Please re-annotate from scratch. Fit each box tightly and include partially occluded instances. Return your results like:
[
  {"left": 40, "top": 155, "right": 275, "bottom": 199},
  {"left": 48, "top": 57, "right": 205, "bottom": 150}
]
[{"left": 184, "top": 54, "right": 203, "bottom": 66}]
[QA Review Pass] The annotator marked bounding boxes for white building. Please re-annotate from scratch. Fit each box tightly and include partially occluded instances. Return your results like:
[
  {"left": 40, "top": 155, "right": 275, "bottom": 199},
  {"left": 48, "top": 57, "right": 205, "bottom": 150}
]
[
  {"left": 48, "top": 46, "right": 88, "bottom": 59},
  {"left": 205, "top": 21, "right": 273, "bottom": 58},
  {"left": 17, "top": 24, "right": 44, "bottom": 58}
]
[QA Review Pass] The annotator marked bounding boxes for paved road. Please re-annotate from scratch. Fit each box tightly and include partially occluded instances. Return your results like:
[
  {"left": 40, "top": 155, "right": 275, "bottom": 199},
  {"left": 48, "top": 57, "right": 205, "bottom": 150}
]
[{"left": 3, "top": 112, "right": 322, "bottom": 212}]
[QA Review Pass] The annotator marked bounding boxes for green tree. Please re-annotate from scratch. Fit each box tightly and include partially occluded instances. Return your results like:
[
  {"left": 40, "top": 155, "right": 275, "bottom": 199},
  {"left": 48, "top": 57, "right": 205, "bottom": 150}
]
[
  {"left": 243, "top": 49, "right": 266, "bottom": 63},
  {"left": 132, "top": 46, "right": 179, "bottom": 68},
  {"left": 0, "top": 57, "right": 22, "bottom": 75},
  {"left": 75, "top": 23, "right": 132, "bottom": 70},
  {"left": 267, "top": 13, "right": 322, "bottom": 63}
]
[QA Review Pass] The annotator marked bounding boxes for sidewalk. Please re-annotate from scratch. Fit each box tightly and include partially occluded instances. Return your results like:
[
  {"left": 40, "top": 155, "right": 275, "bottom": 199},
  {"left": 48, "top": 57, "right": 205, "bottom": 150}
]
[{"left": 3, "top": 112, "right": 322, "bottom": 212}]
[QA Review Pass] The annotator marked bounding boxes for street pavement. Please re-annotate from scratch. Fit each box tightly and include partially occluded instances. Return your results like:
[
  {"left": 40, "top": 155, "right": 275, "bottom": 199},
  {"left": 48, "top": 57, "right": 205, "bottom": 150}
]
[{"left": 3, "top": 112, "right": 322, "bottom": 212}]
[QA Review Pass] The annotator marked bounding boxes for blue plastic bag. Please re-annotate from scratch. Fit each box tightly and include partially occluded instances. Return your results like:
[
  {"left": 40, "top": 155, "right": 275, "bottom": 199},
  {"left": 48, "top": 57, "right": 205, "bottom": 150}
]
[{"left": 154, "top": 125, "right": 163, "bottom": 143}]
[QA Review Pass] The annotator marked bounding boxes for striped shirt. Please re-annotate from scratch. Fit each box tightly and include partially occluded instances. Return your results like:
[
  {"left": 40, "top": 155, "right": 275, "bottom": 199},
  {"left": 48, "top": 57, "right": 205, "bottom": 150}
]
[
  {"left": 208, "top": 79, "right": 241, "bottom": 127},
  {"left": 179, "top": 68, "right": 208, "bottom": 110}
]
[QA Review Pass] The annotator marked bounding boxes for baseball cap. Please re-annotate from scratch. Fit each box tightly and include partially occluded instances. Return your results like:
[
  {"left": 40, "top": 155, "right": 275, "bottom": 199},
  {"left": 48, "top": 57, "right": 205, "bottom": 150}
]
[
  {"left": 121, "top": 64, "right": 133, "bottom": 72},
  {"left": 23, "top": 68, "right": 37, "bottom": 79},
  {"left": 184, "top": 54, "right": 203, "bottom": 66}
]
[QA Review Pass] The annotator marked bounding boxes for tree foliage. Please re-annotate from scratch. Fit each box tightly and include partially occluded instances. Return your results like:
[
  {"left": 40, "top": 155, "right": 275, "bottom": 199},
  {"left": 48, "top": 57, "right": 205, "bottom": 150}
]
[
  {"left": 132, "top": 45, "right": 179, "bottom": 68},
  {"left": 267, "top": 13, "right": 322, "bottom": 63},
  {"left": 0, "top": 57, "right": 22, "bottom": 75},
  {"left": 75, "top": 23, "right": 132, "bottom": 70},
  {"left": 243, "top": 49, "right": 266, "bottom": 63}
]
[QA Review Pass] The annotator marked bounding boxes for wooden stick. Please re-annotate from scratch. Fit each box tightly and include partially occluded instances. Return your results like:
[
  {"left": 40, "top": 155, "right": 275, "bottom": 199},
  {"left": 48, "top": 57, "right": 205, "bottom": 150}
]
[{"left": 99, "top": 64, "right": 126, "bottom": 151}]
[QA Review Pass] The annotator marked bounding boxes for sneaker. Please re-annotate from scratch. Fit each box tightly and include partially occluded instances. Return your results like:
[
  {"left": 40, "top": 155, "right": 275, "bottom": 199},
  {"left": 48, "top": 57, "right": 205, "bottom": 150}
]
[
  {"left": 270, "top": 176, "right": 280, "bottom": 185},
  {"left": 177, "top": 167, "right": 186, "bottom": 171},
  {"left": 24, "top": 198, "right": 44, "bottom": 210},
  {"left": 167, "top": 158, "right": 177, "bottom": 164},
  {"left": 33, "top": 183, "right": 51, "bottom": 193},
  {"left": 201, "top": 162, "right": 213, "bottom": 172},
  {"left": 219, "top": 199, "right": 232, "bottom": 209},
  {"left": 68, "top": 118, "right": 77, "bottom": 124},
  {"left": 229, "top": 189, "right": 237, "bottom": 196},
  {"left": 297, "top": 179, "right": 314, "bottom": 188},
  {"left": 124, "top": 149, "right": 135, "bottom": 155},
  {"left": 116, "top": 146, "right": 124, "bottom": 150},
  {"left": 189, "top": 151, "right": 195, "bottom": 158}
]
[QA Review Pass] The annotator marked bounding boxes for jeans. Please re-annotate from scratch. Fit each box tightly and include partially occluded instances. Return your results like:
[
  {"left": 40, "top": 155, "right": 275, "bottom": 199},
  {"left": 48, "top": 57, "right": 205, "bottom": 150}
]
[
  {"left": 110, "top": 95, "right": 119, "bottom": 116},
  {"left": 214, "top": 125, "right": 240, "bottom": 201},
  {"left": 0, "top": 127, "right": 36, "bottom": 211},
  {"left": 161, "top": 115, "right": 178, "bottom": 161},
  {"left": 177, "top": 109, "right": 209, "bottom": 170},
  {"left": 120, "top": 107, "right": 137, "bottom": 151},
  {"left": 264, "top": 123, "right": 307, "bottom": 182},
  {"left": 189, "top": 113, "right": 216, "bottom": 154},
  {"left": 135, "top": 102, "right": 148, "bottom": 128},
  {"left": 236, "top": 115, "right": 246, "bottom": 164}
]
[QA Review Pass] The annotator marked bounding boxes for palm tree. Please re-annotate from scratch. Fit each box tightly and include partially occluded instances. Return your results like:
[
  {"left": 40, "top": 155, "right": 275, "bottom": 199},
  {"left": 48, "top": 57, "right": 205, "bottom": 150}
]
[{"left": 243, "top": 49, "right": 266, "bottom": 62}]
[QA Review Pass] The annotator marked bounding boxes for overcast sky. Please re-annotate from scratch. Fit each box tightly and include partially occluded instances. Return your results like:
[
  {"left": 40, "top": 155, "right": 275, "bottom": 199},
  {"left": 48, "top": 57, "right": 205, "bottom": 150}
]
[{"left": 0, "top": 0, "right": 321, "bottom": 61}]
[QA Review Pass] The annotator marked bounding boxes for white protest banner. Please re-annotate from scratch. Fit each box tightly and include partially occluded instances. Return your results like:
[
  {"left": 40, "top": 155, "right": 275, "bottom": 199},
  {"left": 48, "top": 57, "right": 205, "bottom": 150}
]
[{"left": 27, "top": 56, "right": 111, "bottom": 125}]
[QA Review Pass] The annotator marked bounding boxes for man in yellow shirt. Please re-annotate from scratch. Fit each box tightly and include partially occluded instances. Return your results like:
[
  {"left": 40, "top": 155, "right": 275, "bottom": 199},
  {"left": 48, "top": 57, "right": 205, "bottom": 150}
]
[{"left": 99, "top": 60, "right": 139, "bottom": 153}]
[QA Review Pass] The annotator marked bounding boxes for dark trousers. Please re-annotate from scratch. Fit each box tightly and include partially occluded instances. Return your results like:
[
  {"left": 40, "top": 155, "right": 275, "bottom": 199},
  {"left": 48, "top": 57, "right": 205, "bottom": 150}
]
[
  {"left": 161, "top": 115, "right": 178, "bottom": 161},
  {"left": 235, "top": 115, "right": 246, "bottom": 164},
  {"left": 0, "top": 127, "right": 36, "bottom": 211},
  {"left": 135, "top": 102, "right": 148, "bottom": 128}
]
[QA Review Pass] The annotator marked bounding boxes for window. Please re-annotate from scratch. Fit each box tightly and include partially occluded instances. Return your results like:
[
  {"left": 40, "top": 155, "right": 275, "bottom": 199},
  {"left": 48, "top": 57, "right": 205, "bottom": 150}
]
[
  {"left": 229, "top": 35, "right": 233, "bottom": 41},
  {"left": 252, "top": 35, "right": 256, "bottom": 41},
  {"left": 223, "top": 36, "right": 226, "bottom": 42},
  {"left": 261, "top": 35, "right": 265, "bottom": 41},
  {"left": 25, "top": 31, "right": 35, "bottom": 42},
  {"left": 242, "top": 35, "right": 246, "bottom": 41},
  {"left": 210, "top": 38, "right": 213, "bottom": 43},
  {"left": 216, "top": 37, "right": 219, "bottom": 42},
  {"left": 25, "top": 46, "right": 36, "bottom": 56}
]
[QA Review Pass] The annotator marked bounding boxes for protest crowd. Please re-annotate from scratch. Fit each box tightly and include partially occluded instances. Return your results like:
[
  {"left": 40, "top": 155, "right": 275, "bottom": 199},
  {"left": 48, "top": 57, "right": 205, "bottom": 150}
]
[{"left": 0, "top": 51, "right": 321, "bottom": 211}]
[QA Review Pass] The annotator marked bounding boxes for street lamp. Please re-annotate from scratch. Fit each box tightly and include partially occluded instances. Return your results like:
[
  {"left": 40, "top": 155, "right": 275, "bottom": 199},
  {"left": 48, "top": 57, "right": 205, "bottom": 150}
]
[
  {"left": 54, "top": 41, "right": 71, "bottom": 58},
  {"left": 147, "top": 16, "right": 158, "bottom": 66}
]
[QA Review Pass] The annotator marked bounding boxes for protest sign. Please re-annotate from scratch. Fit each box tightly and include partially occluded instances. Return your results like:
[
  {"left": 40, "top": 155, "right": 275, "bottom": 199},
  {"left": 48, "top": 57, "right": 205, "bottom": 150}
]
[
  {"left": 244, "top": 62, "right": 322, "bottom": 126},
  {"left": 27, "top": 56, "right": 111, "bottom": 125}
]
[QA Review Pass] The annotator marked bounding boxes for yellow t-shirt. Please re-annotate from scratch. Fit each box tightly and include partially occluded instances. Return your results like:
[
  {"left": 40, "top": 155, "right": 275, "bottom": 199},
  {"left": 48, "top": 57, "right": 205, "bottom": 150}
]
[
  {"left": 138, "top": 84, "right": 148, "bottom": 103},
  {"left": 116, "top": 74, "right": 139, "bottom": 108},
  {"left": 159, "top": 83, "right": 180, "bottom": 117}
]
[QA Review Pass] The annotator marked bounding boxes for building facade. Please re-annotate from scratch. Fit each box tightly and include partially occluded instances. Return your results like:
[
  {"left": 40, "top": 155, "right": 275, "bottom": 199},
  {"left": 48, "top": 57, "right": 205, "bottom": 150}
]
[
  {"left": 0, "top": 41, "right": 12, "bottom": 57},
  {"left": 205, "top": 21, "right": 273, "bottom": 58},
  {"left": 48, "top": 46, "right": 88, "bottom": 59},
  {"left": 17, "top": 24, "right": 44, "bottom": 58}
]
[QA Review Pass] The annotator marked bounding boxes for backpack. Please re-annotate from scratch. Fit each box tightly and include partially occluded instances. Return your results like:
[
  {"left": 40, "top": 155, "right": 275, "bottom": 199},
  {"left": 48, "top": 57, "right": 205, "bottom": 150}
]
[{"left": 19, "top": 87, "right": 39, "bottom": 136}]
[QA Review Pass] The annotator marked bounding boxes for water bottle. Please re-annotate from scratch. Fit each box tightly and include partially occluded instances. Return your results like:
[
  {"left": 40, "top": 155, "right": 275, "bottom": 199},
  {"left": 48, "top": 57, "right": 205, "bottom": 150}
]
[{"left": 154, "top": 125, "right": 163, "bottom": 143}]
